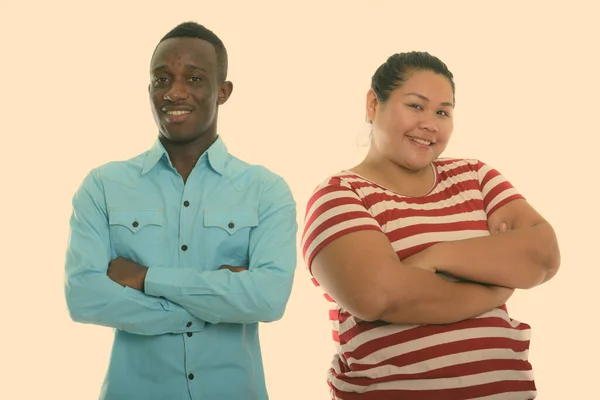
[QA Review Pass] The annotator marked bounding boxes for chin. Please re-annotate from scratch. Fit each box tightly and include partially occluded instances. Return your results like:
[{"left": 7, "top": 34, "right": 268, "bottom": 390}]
[
  {"left": 400, "top": 158, "right": 434, "bottom": 172},
  {"left": 160, "top": 130, "right": 193, "bottom": 143},
  {"left": 162, "top": 126, "right": 214, "bottom": 145}
]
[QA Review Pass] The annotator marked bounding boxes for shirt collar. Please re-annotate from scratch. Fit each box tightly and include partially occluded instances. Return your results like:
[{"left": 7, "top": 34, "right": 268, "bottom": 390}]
[{"left": 141, "top": 135, "right": 229, "bottom": 176}]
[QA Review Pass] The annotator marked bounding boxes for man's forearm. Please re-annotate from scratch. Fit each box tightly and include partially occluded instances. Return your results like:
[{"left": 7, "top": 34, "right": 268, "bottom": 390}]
[
  {"left": 427, "top": 222, "right": 560, "bottom": 289},
  {"left": 144, "top": 265, "right": 294, "bottom": 324},
  {"left": 66, "top": 269, "right": 206, "bottom": 336},
  {"left": 144, "top": 177, "right": 298, "bottom": 325}
]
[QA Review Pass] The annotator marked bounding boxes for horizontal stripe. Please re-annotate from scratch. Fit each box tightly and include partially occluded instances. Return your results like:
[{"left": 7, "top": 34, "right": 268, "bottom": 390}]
[
  {"left": 339, "top": 350, "right": 532, "bottom": 381},
  {"left": 333, "top": 368, "right": 535, "bottom": 392},
  {"left": 332, "top": 381, "right": 536, "bottom": 400},
  {"left": 345, "top": 330, "right": 531, "bottom": 369}
]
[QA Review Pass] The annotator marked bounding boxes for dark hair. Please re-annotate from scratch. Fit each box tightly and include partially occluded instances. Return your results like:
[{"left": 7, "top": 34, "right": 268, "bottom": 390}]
[
  {"left": 152, "top": 21, "right": 228, "bottom": 83},
  {"left": 371, "top": 51, "right": 455, "bottom": 105}
]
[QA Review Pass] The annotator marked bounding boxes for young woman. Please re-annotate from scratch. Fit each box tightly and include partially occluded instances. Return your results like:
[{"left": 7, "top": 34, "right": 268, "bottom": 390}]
[{"left": 301, "top": 52, "right": 560, "bottom": 400}]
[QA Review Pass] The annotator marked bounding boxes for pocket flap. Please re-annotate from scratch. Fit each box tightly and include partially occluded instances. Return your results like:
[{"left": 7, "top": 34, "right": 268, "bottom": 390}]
[
  {"left": 203, "top": 209, "right": 258, "bottom": 235},
  {"left": 109, "top": 209, "right": 164, "bottom": 233}
]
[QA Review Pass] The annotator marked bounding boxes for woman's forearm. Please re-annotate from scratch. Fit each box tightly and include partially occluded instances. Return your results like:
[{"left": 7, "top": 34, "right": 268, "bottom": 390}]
[
  {"left": 377, "top": 269, "right": 513, "bottom": 325},
  {"left": 426, "top": 222, "right": 560, "bottom": 289}
]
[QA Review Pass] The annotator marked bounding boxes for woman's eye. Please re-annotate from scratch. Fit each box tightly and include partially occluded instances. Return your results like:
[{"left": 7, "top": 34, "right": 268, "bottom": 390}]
[
  {"left": 408, "top": 104, "right": 423, "bottom": 110},
  {"left": 437, "top": 110, "right": 449, "bottom": 117}
]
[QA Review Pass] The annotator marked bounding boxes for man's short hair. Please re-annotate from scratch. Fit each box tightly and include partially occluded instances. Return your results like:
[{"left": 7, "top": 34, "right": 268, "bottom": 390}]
[{"left": 153, "top": 21, "right": 228, "bottom": 83}]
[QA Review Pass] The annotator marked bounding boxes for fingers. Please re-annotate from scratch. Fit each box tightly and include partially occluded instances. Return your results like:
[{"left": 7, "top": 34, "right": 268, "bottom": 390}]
[
  {"left": 218, "top": 265, "right": 249, "bottom": 273},
  {"left": 494, "top": 222, "right": 509, "bottom": 235}
]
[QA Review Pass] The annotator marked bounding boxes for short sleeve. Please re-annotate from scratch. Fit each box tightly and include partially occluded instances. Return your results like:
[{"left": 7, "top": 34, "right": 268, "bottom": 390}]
[
  {"left": 476, "top": 160, "right": 525, "bottom": 216},
  {"left": 301, "top": 178, "right": 383, "bottom": 274}
]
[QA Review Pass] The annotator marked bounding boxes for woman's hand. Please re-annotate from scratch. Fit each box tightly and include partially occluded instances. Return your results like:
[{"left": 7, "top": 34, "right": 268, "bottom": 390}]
[
  {"left": 488, "top": 284, "right": 515, "bottom": 306},
  {"left": 403, "top": 221, "right": 511, "bottom": 272},
  {"left": 493, "top": 222, "right": 509, "bottom": 235},
  {"left": 402, "top": 248, "right": 437, "bottom": 272}
]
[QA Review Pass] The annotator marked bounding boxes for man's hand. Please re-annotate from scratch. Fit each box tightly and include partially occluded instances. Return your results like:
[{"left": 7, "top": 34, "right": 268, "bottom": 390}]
[
  {"left": 107, "top": 257, "right": 148, "bottom": 291},
  {"left": 218, "top": 265, "right": 249, "bottom": 273}
]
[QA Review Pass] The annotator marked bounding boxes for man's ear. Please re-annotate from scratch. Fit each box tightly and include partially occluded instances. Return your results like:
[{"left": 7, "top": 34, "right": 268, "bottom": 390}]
[{"left": 218, "top": 81, "right": 234, "bottom": 105}]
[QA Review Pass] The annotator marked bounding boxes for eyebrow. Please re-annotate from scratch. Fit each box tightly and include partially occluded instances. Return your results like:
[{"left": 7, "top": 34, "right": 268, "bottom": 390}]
[
  {"left": 152, "top": 64, "right": 208, "bottom": 74},
  {"left": 405, "top": 92, "right": 454, "bottom": 108}
]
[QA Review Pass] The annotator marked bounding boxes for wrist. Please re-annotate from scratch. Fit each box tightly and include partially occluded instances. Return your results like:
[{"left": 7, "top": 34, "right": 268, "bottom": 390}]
[
  {"left": 139, "top": 266, "right": 149, "bottom": 292},
  {"left": 422, "top": 242, "right": 448, "bottom": 273}
]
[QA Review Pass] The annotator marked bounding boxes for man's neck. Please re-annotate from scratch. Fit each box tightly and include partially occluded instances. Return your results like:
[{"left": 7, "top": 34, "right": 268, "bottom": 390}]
[{"left": 160, "top": 132, "right": 218, "bottom": 182}]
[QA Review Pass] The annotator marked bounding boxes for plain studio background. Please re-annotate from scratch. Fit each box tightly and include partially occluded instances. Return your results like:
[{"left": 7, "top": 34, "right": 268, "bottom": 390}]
[{"left": 1, "top": 1, "right": 597, "bottom": 398}]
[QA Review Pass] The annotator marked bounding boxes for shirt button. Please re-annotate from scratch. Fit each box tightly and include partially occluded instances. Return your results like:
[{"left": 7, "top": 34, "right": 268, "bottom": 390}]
[
  {"left": 186, "top": 321, "right": 192, "bottom": 327},
  {"left": 183, "top": 200, "right": 190, "bottom": 207},
  {"left": 181, "top": 245, "right": 188, "bottom": 251},
  {"left": 188, "top": 373, "right": 194, "bottom": 380},
  {"left": 228, "top": 221, "right": 235, "bottom": 229},
  {"left": 187, "top": 332, "right": 193, "bottom": 337},
  {"left": 132, "top": 221, "right": 139, "bottom": 228}
]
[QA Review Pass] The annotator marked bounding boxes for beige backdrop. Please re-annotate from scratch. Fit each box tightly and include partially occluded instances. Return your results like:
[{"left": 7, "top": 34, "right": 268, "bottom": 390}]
[{"left": 2, "top": 1, "right": 598, "bottom": 399}]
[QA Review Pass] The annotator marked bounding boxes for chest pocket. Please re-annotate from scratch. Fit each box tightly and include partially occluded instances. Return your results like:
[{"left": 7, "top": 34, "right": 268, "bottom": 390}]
[
  {"left": 108, "top": 209, "right": 164, "bottom": 266},
  {"left": 203, "top": 208, "right": 259, "bottom": 268}
]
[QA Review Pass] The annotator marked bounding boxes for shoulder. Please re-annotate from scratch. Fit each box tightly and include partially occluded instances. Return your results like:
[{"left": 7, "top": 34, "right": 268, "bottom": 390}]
[
  {"left": 224, "top": 153, "right": 297, "bottom": 208},
  {"left": 303, "top": 171, "right": 380, "bottom": 222},
  {"left": 434, "top": 157, "right": 516, "bottom": 185},
  {"left": 78, "top": 151, "right": 149, "bottom": 191},
  {"left": 225, "top": 154, "right": 283, "bottom": 186},
  {"left": 433, "top": 158, "right": 491, "bottom": 184},
  {"left": 301, "top": 172, "right": 384, "bottom": 266},
  {"left": 309, "top": 170, "right": 370, "bottom": 197},
  {"left": 434, "top": 157, "right": 483, "bottom": 171}
]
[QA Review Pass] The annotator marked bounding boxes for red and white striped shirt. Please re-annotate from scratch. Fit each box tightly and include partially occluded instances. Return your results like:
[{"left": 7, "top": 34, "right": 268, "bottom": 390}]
[{"left": 301, "top": 158, "right": 536, "bottom": 400}]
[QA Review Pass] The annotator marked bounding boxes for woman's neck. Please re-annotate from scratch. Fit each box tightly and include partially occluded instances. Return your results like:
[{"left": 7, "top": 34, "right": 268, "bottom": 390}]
[{"left": 351, "top": 151, "right": 436, "bottom": 197}]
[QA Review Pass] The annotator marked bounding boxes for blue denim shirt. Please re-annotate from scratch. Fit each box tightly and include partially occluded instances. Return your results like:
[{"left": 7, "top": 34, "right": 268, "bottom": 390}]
[{"left": 64, "top": 136, "right": 298, "bottom": 399}]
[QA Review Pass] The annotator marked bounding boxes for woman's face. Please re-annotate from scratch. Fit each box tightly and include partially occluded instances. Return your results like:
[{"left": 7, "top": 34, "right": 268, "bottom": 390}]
[{"left": 366, "top": 69, "right": 455, "bottom": 172}]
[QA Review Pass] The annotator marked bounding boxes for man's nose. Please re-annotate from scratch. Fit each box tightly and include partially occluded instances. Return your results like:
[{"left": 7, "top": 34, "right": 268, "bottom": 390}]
[{"left": 164, "top": 80, "right": 189, "bottom": 102}]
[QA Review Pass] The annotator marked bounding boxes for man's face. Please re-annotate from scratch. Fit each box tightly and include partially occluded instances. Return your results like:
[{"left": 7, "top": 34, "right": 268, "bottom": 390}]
[{"left": 149, "top": 37, "right": 231, "bottom": 143}]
